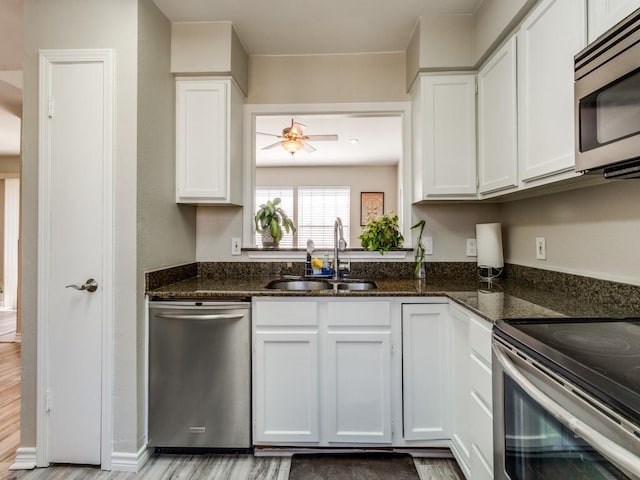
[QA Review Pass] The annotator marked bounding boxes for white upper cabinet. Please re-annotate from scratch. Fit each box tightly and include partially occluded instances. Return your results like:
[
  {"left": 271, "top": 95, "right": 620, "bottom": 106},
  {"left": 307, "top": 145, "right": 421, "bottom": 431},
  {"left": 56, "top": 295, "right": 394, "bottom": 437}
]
[
  {"left": 412, "top": 74, "right": 477, "bottom": 199},
  {"left": 588, "top": 0, "right": 640, "bottom": 42},
  {"left": 517, "top": 0, "right": 587, "bottom": 182},
  {"left": 175, "top": 77, "right": 243, "bottom": 205},
  {"left": 477, "top": 36, "right": 518, "bottom": 194}
]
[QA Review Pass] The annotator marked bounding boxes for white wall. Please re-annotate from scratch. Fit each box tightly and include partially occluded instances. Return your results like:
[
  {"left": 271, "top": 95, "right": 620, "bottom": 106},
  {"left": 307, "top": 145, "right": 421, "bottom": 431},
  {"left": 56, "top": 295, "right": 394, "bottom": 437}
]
[{"left": 502, "top": 181, "right": 640, "bottom": 286}]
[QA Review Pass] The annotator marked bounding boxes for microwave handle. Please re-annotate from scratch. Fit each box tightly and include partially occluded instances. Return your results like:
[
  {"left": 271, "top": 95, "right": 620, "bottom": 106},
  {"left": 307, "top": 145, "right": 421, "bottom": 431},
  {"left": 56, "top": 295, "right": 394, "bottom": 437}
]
[{"left": 493, "top": 342, "right": 640, "bottom": 478}]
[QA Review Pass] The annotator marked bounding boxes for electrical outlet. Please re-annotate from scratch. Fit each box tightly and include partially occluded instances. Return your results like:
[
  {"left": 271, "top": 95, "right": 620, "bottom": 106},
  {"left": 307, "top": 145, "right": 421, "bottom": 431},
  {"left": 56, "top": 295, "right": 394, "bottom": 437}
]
[
  {"left": 423, "top": 236, "right": 433, "bottom": 255},
  {"left": 536, "top": 237, "right": 546, "bottom": 260},
  {"left": 231, "top": 237, "right": 242, "bottom": 256},
  {"left": 466, "top": 238, "right": 477, "bottom": 257}
]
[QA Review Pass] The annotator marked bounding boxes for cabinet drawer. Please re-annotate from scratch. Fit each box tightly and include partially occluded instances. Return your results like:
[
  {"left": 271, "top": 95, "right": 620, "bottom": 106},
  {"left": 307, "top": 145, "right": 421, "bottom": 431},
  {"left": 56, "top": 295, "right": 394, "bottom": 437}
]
[
  {"left": 470, "top": 391, "right": 493, "bottom": 471},
  {"left": 470, "top": 353, "right": 492, "bottom": 409},
  {"left": 254, "top": 300, "right": 318, "bottom": 326},
  {"left": 327, "top": 301, "right": 391, "bottom": 327},
  {"left": 469, "top": 316, "right": 492, "bottom": 364}
]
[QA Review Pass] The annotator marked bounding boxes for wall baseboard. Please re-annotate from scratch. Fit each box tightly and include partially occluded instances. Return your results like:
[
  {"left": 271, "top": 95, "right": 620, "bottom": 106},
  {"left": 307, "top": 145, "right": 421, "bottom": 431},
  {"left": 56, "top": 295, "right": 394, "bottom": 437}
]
[
  {"left": 111, "top": 445, "right": 151, "bottom": 472},
  {"left": 10, "top": 447, "right": 37, "bottom": 470}
]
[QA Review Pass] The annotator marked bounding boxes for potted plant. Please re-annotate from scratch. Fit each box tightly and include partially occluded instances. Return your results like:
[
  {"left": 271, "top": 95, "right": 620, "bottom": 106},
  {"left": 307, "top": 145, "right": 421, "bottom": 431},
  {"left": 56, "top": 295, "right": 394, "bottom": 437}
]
[
  {"left": 254, "top": 197, "right": 296, "bottom": 247},
  {"left": 359, "top": 213, "right": 404, "bottom": 254},
  {"left": 411, "top": 219, "right": 427, "bottom": 279}
]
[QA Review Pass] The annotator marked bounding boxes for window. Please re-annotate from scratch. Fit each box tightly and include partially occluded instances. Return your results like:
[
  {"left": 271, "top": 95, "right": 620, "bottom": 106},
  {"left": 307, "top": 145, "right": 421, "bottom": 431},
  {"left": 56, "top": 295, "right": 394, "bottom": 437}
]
[
  {"left": 255, "top": 187, "right": 294, "bottom": 247},
  {"left": 297, "top": 187, "right": 350, "bottom": 248}
]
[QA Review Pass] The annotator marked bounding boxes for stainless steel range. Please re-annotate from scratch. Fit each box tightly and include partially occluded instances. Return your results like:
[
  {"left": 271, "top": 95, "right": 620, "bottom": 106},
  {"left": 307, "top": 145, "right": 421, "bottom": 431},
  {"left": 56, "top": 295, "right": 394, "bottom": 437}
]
[{"left": 493, "top": 318, "right": 640, "bottom": 479}]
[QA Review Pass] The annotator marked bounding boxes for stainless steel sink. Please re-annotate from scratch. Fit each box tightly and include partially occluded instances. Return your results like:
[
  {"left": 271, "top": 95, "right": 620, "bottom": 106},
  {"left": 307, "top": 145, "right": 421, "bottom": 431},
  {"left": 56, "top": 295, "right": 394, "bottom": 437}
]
[
  {"left": 265, "top": 278, "right": 378, "bottom": 292},
  {"left": 335, "top": 280, "right": 378, "bottom": 291},
  {"left": 265, "top": 279, "right": 332, "bottom": 291}
]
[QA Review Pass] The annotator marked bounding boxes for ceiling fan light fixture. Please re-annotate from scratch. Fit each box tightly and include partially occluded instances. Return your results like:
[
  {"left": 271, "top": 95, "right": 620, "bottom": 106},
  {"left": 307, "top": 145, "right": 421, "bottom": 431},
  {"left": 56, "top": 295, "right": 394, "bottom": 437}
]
[{"left": 282, "top": 139, "right": 303, "bottom": 155}]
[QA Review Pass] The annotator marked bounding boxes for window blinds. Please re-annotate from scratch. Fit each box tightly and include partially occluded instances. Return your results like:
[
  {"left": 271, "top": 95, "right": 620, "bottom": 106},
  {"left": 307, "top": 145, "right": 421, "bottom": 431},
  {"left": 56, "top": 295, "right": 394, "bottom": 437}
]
[{"left": 297, "top": 187, "right": 350, "bottom": 249}]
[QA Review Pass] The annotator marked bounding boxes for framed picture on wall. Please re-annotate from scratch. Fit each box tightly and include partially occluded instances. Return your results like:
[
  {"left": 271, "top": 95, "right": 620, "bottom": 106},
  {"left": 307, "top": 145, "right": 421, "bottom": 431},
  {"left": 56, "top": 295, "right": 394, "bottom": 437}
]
[{"left": 360, "top": 192, "right": 384, "bottom": 226}]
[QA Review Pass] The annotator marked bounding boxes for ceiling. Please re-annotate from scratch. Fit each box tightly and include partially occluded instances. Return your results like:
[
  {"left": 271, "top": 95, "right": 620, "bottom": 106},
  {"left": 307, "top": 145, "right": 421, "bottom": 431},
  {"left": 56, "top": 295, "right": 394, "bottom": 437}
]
[
  {"left": 153, "top": 0, "right": 483, "bottom": 55},
  {"left": 255, "top": 114, "right": 402, "bottom": 168}
]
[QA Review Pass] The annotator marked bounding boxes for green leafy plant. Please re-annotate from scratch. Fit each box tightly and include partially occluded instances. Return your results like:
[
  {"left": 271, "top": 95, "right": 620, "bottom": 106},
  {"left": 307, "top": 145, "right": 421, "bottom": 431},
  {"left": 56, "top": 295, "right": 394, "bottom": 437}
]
[
  {"left": 254, "top": 197, "right": 296, "bottom": 245},
  {"left": 411, "top": 219, "right": 427, "bottom": 278},
  {"left": 359, "top": 213, "right": 404, "bottom": 254}
]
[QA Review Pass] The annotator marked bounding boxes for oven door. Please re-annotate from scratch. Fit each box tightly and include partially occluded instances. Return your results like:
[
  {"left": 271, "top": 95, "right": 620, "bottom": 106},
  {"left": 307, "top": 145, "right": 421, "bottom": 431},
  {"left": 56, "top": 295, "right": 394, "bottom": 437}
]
[{"left": 492, "top": 337, "right": 640, "bottom": 480}]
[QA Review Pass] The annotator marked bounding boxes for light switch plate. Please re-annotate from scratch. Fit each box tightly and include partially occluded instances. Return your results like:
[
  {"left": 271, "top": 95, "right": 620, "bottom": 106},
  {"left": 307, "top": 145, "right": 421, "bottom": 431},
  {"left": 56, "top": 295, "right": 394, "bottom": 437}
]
[
  {"left": 231, "top": 237, "right": 242, "bottom": 256},
  {"left": 536, "top": 237, "right": 546, "bottom": 260}
]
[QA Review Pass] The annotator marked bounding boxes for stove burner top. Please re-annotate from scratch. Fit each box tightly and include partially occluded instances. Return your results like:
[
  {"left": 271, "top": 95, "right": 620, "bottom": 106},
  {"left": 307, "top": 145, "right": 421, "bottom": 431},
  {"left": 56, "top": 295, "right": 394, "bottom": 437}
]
[
  {"left": 496, "top": 317, "right": 640, "bottom": 427},
  {"left": 551, "top": 328, "right": 639, "bottom": 356}
]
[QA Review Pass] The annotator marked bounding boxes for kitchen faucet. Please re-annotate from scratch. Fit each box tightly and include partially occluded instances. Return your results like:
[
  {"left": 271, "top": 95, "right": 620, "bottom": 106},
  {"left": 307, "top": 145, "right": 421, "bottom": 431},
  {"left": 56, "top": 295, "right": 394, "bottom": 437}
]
[{"left": 333, "top": 217, "right": 347, "bottom": 279}]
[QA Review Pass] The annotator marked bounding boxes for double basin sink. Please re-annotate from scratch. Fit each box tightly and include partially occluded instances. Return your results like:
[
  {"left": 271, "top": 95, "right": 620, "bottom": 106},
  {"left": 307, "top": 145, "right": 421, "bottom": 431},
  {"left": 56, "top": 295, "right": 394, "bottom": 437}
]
[{"left": 265, "top": 277, "right": 378, "bottom": 292}]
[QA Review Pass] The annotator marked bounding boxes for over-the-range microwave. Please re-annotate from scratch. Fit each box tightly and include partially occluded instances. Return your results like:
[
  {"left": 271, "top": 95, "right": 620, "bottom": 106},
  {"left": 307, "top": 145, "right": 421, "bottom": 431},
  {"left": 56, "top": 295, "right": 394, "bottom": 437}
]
[{"left": 575, "top": 8, "right": 640, "bottom": 179}]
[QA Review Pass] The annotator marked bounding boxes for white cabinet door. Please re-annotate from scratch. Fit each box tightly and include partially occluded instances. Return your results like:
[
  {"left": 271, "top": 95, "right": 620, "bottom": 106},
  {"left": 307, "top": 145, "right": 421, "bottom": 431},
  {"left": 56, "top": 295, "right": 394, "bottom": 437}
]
[
  {"left": 449, "top": 305, "right": 471, "bottom": 474},
  {"left": 416, "top": 74, "right": 477, "bottom": 198},
  {"left": 253, "top": 299, "right": 320, "bottom": 444},
  {"left": 325, "top": 330, "right": 392, "bottom": 444},
  {"left": 254, "top": 331, "right": 319, "bottom": 443},
  {"left": 518, "top": 0, "right": 587, "bottom": 182},
  {"left": 325, "top": 300, "right": 392, "bottom": 444},
  {"left": 176, "top": 77, "right": 242, "bottom": 204},
  {"left": 588, "top": 0, "right": 640, "bottom": 42},
  {"left": 478, "top": 36, "right": 518, "bottom": 194},
  {"left": 402, "top": 303, "right": 450, "bottom": 441}
]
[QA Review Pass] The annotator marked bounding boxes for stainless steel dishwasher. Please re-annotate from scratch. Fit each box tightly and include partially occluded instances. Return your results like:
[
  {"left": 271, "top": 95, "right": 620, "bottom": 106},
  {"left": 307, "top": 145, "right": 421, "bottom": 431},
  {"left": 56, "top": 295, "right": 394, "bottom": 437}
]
[{"left": 148, "top": 300, "right": 251, "bottom": 449}]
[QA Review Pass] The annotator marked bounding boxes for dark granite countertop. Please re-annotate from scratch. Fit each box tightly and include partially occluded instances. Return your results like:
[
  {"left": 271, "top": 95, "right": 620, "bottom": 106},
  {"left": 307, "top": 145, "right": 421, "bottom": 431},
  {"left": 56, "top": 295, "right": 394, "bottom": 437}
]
[{"left": 147, "top": 274, "right": 640, "bottom": 323}]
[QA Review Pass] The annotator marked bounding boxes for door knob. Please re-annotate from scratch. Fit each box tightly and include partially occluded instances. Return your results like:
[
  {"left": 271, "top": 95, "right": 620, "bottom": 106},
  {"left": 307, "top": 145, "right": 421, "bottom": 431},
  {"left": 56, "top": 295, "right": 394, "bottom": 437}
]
[{"left": 65, "top": 278, "right": 98, "bottom": 293}]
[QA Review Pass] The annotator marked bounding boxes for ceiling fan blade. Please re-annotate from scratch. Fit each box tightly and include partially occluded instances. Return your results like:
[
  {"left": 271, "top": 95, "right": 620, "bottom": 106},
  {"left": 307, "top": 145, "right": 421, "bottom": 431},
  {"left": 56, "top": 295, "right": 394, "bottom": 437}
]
[
  {"left": 261, "top": 141, "right": 283, "bottom": 150},
  {"left": 304, "top": 134, "right": 339, "bottom": 141},
  {"left": 302, "top": 142, "right": 316, "bottom": 153},
  {"left": 256, "top": 131, "right": 281, "bottom": 137}
]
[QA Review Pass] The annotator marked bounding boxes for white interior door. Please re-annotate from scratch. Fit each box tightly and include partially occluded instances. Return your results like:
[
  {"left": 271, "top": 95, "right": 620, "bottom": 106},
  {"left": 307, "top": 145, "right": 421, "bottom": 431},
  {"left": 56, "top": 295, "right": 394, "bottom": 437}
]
[{"left": 38, "top": 50, "right": 113, "bottom": 467}]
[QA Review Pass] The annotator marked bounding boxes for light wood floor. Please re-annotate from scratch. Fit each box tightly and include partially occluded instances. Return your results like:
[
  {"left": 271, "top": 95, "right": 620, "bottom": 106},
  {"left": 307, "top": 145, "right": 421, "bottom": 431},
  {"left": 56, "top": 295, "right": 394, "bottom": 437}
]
[
  {"left": 5, "top": 455, "right": 463, "bottom": 480},
  {"left": 0, "top": 342, "right": 20, "bottom": 476}
]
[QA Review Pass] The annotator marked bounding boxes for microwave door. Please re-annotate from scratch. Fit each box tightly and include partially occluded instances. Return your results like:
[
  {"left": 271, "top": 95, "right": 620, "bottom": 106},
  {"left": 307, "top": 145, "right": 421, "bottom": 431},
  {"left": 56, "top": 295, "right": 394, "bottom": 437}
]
[{"left": 575, "top": 41, "right": 640, "bottom": 172}]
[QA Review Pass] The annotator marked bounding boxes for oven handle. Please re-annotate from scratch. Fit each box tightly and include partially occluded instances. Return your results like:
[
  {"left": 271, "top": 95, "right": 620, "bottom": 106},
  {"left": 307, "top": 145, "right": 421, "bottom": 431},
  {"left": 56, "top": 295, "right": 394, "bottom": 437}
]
[
  {"left": 155, "top": 313, "right": 245, "bottom": 321},
  {"left": 493, "top": 341, "right": 640, "bottom": 478}
]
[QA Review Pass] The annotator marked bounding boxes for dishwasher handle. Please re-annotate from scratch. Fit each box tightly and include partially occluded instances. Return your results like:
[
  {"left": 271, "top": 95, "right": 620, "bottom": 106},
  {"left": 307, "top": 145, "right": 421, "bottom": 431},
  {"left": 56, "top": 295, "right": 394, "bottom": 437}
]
[{"left": 154, "top": 312, "right": 245, "bottom": 321}]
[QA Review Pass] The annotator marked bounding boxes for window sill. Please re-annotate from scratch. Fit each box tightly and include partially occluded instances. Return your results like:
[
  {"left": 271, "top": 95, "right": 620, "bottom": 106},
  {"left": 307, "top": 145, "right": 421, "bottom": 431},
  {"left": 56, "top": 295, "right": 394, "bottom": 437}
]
[{"left": 244, "top": 248, "right": 411, "bottom": 260}]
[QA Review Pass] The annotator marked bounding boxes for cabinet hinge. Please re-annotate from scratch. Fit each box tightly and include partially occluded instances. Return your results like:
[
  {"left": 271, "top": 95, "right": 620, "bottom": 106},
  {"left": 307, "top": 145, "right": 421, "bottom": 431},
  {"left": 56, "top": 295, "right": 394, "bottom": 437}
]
[
  {"left": 46, "top": 390, "right": 52, "bottom": 412},
  {"left": 48, "top": 97, "right": 54, "bottom": 118}
]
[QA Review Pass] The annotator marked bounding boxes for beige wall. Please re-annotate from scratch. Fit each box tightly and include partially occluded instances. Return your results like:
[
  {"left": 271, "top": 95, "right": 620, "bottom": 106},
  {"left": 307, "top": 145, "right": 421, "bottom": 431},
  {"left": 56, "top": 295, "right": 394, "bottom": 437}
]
[
  {"left": 137, "top": 0, "right": 196, "bottom": 450},
  {"left": 170, "top": 21, "right": 249, "bottom": 95},
  {"left": 23, "top": 0, "right": 139, "bottom": 454},
  {"left": 412, "top": 203, "right": 502, "bottom": 262},
  {"left": 257, "top": 165, "right": 398, "bottom": 248},
  {"left": 501, "top": 181, "right": 640, "bottom": 286},
  {"left": 247, "top": 52, "right": 409, "bottom": 104}
]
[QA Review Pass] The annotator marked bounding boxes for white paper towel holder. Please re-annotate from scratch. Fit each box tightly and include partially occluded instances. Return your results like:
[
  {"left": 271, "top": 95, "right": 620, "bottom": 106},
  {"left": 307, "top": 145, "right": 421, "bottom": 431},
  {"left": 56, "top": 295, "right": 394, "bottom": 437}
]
[{"left": 476, "top": 222, "right": 504, "bottom": 284}]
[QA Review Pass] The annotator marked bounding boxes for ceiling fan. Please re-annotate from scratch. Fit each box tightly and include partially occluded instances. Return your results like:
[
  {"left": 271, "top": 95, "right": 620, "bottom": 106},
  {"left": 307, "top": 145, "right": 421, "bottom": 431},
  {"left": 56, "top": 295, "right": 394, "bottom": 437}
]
[{"left": 257, "top": 118, "right": 339, "bottom": 156}]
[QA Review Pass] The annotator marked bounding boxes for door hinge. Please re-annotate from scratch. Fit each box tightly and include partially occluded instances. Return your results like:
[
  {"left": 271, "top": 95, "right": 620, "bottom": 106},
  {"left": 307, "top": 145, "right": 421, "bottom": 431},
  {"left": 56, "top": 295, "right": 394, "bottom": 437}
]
[
  {"left": 48, "top": 97, "right": 54, "bottom": 118},
  {"left": 46, "top": 390, "right": 52, "bottom": 412},
  {"left": 475, "top": 81, "right": 478, "bottom": 95}
]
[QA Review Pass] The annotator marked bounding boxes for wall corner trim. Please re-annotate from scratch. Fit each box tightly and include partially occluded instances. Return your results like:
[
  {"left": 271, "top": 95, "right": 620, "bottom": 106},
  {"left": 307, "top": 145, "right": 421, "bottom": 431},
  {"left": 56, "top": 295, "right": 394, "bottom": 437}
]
[
  {"left": 10, "top": 447, "right": 37, "bottom": 470},
  {"left": 110, "top": 445, "right": 151, "bottom": 472}
]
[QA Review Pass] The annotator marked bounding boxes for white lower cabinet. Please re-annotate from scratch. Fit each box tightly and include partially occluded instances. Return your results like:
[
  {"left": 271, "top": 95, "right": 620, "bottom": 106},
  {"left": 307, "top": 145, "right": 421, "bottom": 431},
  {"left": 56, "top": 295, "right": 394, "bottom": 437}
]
[
  {"left": 253, "top": 298, "right": 395, "bottom": 446},
  {"left": 402, "top": 303, "right": 450, "bottom": 441},
  {"left": 253, "top": 300, "right": 319, "bottom": 444},
  {"left": 450, "top": 305, "right": 472, "bottom": 476}
]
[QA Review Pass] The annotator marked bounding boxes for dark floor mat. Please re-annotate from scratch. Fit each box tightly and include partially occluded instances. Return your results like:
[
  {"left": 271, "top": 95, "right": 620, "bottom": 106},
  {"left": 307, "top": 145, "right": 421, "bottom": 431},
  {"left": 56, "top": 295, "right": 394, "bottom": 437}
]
[{"left": 288, "top": 453, "right": 420, "bottom": 480}]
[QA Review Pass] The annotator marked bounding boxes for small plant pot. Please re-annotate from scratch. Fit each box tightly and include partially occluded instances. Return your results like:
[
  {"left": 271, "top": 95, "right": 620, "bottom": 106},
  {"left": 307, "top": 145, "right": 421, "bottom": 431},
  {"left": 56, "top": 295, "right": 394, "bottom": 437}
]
[{"left": 261, "top": 230, "right": 279, "bottom": 248}]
